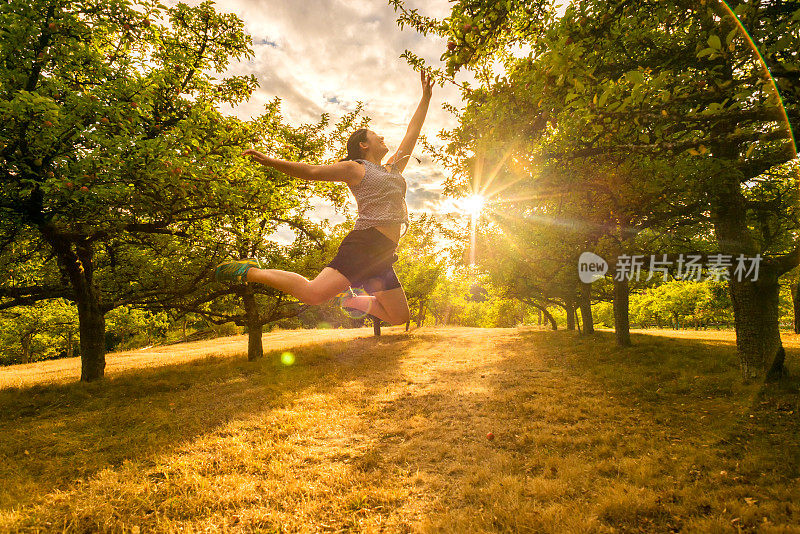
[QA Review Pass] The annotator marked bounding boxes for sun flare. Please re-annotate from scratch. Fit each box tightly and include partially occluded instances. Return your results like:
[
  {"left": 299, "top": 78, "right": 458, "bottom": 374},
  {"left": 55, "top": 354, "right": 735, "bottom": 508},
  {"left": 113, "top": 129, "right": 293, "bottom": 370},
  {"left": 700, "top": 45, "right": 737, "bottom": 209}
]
[{"left": 462, "top": 194, "right": 486, "bottom": 218}]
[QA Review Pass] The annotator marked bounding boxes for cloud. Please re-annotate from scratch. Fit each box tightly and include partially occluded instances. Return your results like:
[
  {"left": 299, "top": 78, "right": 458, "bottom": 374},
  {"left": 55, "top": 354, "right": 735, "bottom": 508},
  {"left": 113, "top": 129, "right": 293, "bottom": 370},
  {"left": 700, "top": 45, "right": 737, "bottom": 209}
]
[
  {"left": 172, "top": 0, "right": 469, "bottom": 224},
  {"left": 407, "top": 186, "right": 441, "bottom": 211},
  {"left": 208, "top": 0, "right": 465, "bottom": 125}
]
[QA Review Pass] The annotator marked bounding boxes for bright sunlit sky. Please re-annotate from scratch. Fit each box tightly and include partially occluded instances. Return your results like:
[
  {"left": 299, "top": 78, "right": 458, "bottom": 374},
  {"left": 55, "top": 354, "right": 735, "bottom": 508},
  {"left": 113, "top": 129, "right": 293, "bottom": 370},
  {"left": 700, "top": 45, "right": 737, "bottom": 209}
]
[{"left": 168, "top": 0, "right": 483, "bottom": 242}]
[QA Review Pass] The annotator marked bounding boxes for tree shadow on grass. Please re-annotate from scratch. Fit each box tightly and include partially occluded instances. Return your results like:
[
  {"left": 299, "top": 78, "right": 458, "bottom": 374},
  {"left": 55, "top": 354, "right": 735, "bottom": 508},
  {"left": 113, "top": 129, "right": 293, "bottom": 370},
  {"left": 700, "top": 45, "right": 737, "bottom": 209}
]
[
  {"left": 511, "top": 329, "right": 799, "bottom": 451},
  {"left": 504, "top": 329, "right": 800, "bottom": 529},
  {"left": 0, "top": 332, "right": 413, "bottom": 513},
  {"left": 346, "top": 328, "right": 800, "bottom": 532},
  {"left": 4, "top": 327, "right": 796, "bottom": 531}
]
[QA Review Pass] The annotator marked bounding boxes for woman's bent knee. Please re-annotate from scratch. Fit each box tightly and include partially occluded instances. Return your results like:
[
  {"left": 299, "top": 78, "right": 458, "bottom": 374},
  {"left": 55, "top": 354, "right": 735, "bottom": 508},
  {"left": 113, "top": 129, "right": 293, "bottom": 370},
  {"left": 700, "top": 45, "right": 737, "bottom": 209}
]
[
  {"left": 304, "top": 292, "right": 329, "bottom": 306},
  {"left": 304, "top": 286, "right": 341, "bottom": 306},
  {"left": 392, "top": 310, "right": 411, "bottom": 326}
]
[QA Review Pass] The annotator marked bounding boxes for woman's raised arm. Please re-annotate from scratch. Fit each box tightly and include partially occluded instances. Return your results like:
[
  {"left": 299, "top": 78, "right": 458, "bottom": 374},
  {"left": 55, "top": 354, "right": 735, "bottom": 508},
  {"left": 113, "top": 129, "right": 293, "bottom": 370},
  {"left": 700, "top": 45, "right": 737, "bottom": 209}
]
[
  {"left": 386, "top": 70, "right": 434, "bottom": 174},
  {"left": 241, "top": 149, "right": 362, "bottom": 185}
]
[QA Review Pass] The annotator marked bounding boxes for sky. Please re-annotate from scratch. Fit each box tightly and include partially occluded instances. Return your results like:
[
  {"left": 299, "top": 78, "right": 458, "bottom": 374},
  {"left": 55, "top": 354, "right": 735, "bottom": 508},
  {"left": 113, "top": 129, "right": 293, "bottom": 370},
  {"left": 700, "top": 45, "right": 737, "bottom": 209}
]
[{"left": 168, "top": 0, "right": 476, "bottom": 241}]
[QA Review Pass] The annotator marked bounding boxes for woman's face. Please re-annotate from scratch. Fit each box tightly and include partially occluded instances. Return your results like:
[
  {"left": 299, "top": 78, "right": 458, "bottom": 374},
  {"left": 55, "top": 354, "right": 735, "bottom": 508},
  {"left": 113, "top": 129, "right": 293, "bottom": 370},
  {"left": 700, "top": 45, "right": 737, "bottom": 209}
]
[{"left": 361, "top": 130, "right": 388, "bottom": 158}]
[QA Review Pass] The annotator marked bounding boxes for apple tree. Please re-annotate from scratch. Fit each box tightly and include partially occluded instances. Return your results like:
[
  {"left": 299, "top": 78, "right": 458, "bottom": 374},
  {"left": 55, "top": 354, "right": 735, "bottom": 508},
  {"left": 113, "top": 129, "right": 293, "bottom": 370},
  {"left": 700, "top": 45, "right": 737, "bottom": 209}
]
[
  {"left": 391, "top": 0, "right": 800, "bottom": 380},
  {"left": 0, "top": 0, "right": 262, "bottom": 380}
]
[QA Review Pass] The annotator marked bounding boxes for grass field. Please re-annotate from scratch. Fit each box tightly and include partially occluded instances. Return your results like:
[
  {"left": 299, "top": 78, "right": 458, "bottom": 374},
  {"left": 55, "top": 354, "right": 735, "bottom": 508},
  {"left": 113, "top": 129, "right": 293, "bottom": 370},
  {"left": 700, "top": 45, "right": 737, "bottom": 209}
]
[{"left": 1, "top": 326, "right": 798, "bottom": 533}]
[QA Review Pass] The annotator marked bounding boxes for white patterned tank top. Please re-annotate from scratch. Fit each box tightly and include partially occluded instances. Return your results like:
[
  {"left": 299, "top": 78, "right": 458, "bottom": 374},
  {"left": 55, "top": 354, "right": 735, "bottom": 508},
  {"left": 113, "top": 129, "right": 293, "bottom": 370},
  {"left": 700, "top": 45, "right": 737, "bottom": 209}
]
[{"left": 349, "top": 159, "right": 409, "bottom": 234}]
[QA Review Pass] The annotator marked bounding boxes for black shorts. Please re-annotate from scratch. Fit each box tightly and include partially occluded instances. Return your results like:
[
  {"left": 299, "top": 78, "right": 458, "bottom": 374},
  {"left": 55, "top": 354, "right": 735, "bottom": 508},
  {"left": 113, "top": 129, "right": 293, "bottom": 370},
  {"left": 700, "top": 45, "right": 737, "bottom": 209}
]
[{"left": 326, "top": 227, "right": 401, "bottom": 292}]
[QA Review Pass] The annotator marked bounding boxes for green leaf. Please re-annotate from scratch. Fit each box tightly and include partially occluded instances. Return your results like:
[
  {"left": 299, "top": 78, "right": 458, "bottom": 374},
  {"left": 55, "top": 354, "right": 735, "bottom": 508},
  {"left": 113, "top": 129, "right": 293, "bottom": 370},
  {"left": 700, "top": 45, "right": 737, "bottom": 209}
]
[
  {"left": 624, "top": 70, "right": 644, "bottom": 85},
  {"left": 707, "top": 34, "right": 721, "bottom": 50},
  {"left": 598, "top": 88, "right": 611, "bottom": 107},
  {"left": 726, "top": 28, "right": 738, "bottom": 46}
]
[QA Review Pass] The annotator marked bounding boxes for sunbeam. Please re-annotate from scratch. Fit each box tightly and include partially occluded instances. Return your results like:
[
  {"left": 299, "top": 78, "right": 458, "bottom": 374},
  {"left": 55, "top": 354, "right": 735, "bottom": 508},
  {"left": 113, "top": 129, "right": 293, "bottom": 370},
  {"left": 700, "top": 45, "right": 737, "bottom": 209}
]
[{"left": 463, "top": 194, "right": 485, "bottom": 218}]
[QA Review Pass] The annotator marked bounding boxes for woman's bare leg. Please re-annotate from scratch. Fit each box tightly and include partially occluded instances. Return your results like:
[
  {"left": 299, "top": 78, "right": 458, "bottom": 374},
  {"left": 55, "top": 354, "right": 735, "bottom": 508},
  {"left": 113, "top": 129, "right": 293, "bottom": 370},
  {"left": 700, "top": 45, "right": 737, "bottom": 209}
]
[
  {"left": 338, "top": 295, "right": 395, "bottom": 324},
  {"left": 340, "top": 287, "right": 410, "bottom": 325},
  {"left": 245, "top": 267, "right": 350, "bottom": 305},
  {"left": 245, "top": 266, "right": 407, "bottom": 324},
  {"left": 372, "top": 287, "right": 411, "bottom": 325}
]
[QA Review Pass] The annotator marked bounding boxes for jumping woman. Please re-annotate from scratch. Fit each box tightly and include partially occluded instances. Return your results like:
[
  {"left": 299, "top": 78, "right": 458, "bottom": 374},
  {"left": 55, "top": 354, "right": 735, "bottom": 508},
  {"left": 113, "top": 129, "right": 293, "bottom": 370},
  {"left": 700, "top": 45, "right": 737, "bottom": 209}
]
[{"left": 214, "top": 70, "right": 434, "bottom": 326}]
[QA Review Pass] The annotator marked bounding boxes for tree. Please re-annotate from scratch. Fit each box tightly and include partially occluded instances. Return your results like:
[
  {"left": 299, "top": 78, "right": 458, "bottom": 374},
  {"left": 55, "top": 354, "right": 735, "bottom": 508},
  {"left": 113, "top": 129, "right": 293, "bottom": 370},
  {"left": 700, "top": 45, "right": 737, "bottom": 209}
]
[
  {"left": 0, "top": 298, "right": 77, "bottom": 364},
  {"left": 105, "top": 305, "right": 168, "bottom": 349},
  {"left": 391, "top": 0, "right": 800, "bottom": 380},
  {"left": 394, "top": 213, "right": 447, "bottom": 329},
  {"left": 0, "top": 0, "right": 260, "bottom": 380}
]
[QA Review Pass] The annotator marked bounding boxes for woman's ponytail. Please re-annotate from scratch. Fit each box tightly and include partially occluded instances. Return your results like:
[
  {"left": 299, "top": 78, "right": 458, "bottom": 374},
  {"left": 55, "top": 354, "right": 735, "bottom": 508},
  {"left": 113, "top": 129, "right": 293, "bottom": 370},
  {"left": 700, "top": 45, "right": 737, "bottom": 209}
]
[{"left": 339, "top": 128, "right": 369, "bottom": 162}]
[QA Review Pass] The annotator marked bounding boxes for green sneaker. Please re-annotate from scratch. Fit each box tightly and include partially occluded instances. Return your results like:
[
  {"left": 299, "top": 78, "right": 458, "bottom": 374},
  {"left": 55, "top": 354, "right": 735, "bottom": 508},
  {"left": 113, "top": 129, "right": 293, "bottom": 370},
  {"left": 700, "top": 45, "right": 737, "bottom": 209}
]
[{"left": 214, "top": 258, "right": 261, "bottom": 284}]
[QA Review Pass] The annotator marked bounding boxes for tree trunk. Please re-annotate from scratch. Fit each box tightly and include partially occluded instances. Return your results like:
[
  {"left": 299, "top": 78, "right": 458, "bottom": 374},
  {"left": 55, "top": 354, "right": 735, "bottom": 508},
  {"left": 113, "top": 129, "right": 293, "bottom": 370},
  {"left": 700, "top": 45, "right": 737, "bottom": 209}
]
[
  {"left": 545, "top": 308, "right": 557, "bottom": 330},
  {"left": 565, "top": 299, "right": 576, "bottom": 331},
  {"left": 729, "top": 271, "right": 785, "bottom": 381},
  {"left": 711, "top": 165, "right": 784, "bottom": 381},
  {"left": 183, "top": 317, "right": 188, "bottom": 342},
  {"left": 537, "top": 309, "right": 542, "bottom": 326},
  {"left": 613, "top": 277, "right": 631, "bottom": 347},
  {"left": 415, "top": 301, "right": 425, "bottom": 328},
  {"left": 77, "top": 295, "right": 106, "bottom": 380},
  {"left": 45, "top": 231, "right": 106, "bottom": 381},
  {"left": 405, "top": 320, "right": 410, "bottom": 332},
  {"left": 21, "top": 332, "right": 32, "bottom": 363},
  {"left": 530, "top": 303, "right": 557, "bottom": 330},
  {"left": 241, "top": 291, "right": 263, "bottom": 361},
  {"left": 373, "top": 315, "right": 382, "bottom": 336},
  {"left": 66, "top": 331, "right": 73, "bottom": 358},
  {"left": 247, "top": 322, "right": 263, "bottom": 361},
  {"left": 579, "top": 283, "right": 594, "bottom": 335},
  {"left": 709, "top": 150, "right": 789, "bottom": 381},
  {"left": 792, "top": 279, "right": 800, "bottom": 335}
]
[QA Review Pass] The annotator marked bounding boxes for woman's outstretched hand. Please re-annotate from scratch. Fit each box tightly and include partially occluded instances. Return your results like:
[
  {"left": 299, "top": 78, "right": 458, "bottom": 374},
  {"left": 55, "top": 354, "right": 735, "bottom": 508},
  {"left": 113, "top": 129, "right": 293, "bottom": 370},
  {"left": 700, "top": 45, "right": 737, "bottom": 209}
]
[
  {"left": 241, "top": 148, "right": 268, "bottom": 165},
  {"left": 421, "top": 69, "right": 434, "bottom": 100}
]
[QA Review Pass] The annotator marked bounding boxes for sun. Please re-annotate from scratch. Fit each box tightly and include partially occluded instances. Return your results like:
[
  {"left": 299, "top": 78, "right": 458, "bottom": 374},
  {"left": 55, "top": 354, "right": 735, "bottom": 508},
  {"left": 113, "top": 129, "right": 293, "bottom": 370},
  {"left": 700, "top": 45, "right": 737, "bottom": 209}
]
[{"left": 462, "top": 194, "right": 486, "bottom": 218}]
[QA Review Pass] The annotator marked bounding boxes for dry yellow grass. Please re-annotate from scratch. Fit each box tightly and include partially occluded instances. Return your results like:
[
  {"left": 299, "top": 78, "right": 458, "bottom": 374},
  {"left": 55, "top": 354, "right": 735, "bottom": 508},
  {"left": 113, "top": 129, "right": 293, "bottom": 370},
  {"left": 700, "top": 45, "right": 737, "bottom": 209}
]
[
  {"left": 0, "top": 327, "right": 382, "bottom": 389},
  {"left": 1, "top": 326, "right": 798, "bottom": 533}
]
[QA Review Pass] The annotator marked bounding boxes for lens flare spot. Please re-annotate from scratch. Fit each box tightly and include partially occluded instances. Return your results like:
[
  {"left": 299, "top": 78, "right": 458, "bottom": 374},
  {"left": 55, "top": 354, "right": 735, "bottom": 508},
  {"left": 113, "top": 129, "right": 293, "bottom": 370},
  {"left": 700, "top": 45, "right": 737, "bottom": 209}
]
[
  {"left": 280, "top": 351, "right": 295, "bottom": 366},
  {"left": 341, "top": 286, "right": 370, "bottom": 319}
]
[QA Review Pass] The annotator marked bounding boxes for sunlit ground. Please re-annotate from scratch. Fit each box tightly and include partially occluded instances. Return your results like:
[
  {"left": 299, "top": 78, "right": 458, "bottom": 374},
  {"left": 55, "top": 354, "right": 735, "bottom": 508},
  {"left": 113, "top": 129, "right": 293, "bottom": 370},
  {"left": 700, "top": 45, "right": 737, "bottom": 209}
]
[
  {"left": 1, "top": 326, "right": 798, "bottom": 532},
  {"left": 0, "top": 326, "right": 385, "bottom": 390}
]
